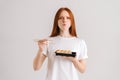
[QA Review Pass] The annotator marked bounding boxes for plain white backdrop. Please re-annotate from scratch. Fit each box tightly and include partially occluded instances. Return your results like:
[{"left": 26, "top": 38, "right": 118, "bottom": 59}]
[{"left": 0, "top": 0, "right": 120, "bottom": 80}]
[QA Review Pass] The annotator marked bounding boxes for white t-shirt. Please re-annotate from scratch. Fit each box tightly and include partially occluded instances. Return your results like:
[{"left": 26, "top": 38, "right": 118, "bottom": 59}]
[{"left": 43, "top": 36, "right": 88, "bottom": 80}]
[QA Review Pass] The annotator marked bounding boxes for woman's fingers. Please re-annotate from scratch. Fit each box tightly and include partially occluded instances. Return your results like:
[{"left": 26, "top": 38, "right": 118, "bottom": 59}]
[
  {"left": 36, "top": 39, "right": 48, "bottom": 51},
  {"left": 62, "top": 56, "right": 75, "bottom": 62},
  {"left": 34, "top": 38, "right": 53, "bottom": 51},
  {"left": 38, "top": 39, "right": 48, "bottom": 45},
  {"left": 34, "top": 39, "right": 47, "bottom": 42}
]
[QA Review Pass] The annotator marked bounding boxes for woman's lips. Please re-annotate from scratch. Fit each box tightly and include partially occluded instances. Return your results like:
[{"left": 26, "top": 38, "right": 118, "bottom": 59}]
[{"left": 62, "top": 24, "right": 66, "bottom": 26}]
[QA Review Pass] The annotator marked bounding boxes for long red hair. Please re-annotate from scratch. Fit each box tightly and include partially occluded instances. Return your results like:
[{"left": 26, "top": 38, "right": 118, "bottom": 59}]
[{"left": 50, "top": 7, "right": 77, "bottom": 37}]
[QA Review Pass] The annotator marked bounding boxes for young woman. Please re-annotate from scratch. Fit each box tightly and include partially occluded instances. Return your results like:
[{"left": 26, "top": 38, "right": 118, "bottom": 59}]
[{"left": 33, "top": 7, "right": 88, "bottom": 80}]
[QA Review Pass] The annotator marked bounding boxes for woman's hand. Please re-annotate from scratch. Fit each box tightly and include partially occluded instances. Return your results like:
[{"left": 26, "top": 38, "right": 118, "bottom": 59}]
[
  {"left": 62, "top": 56, "right": 76, "bottom": 62},
  {"left": 33, "top": 39, "right": 48, "bottom": 71},
  {"left": 37, "top": 39, "right": 48, "bottom": 52}
]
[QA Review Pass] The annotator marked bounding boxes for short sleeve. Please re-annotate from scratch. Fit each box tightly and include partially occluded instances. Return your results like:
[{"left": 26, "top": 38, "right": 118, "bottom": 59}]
[{"left": 78, "top": 40, "right": 88, "bottom": 60}]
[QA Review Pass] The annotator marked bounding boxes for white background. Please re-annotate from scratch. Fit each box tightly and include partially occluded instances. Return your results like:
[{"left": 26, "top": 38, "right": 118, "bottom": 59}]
[{"left": 0, "top": 0, "right": 120, "bottom": 80}]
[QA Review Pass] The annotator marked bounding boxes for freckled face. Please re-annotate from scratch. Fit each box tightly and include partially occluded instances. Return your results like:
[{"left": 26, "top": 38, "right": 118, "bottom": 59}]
[{"left": 58, "top": 10, "right": 71, "bottom": 32}]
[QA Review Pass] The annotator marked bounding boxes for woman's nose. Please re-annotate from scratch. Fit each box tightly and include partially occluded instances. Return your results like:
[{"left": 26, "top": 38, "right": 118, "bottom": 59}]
[{"left": 62, "top": 17, "right": 67, "bottom": 22}]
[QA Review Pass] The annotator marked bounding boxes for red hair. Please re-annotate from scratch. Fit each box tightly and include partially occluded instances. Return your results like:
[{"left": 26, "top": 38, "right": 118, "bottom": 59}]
[{"left": 50, "top": 7, "right": 77, "bottom": 37}]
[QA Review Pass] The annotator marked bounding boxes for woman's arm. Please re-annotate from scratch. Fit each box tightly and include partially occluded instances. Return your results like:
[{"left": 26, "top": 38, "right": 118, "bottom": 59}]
[
  {"left": 33, "top": 50, "right": 46, "bottom": 71},
  {"left": 63, "top": 57, "right": 87, "bottom": 73},
  {"left": 33, "top": 39, "right": 48, "bottom": 71},
  {"left": 72, "top": 58, "right": 87, "bottom": 73}
]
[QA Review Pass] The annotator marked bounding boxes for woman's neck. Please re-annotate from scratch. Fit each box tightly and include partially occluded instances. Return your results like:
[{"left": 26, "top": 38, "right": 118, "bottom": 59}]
[{"left": 59, "top": 31, "right": 72, "bottom": 38}]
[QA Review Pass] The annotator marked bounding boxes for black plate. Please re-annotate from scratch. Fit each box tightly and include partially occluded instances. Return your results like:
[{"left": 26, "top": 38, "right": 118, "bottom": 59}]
[{"left": 55, "top": 52, "right": 76, "bottom": 57}]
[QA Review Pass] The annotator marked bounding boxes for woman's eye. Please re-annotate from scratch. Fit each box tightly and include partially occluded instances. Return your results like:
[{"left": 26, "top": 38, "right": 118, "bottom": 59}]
[
  {"left": 59, "top": 17, "right": 63, "bottom": 19},
  {"left": 58, "top": 16, "right": 71, "bottom": 20},
  {"left": 67, "top": 17, "right": 71, "bottom": 19}
]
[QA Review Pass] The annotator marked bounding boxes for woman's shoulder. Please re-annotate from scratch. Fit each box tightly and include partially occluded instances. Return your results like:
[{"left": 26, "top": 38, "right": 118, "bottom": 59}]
[{"left": 76, "top": 37, "right": 86, "bottom": 44}]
